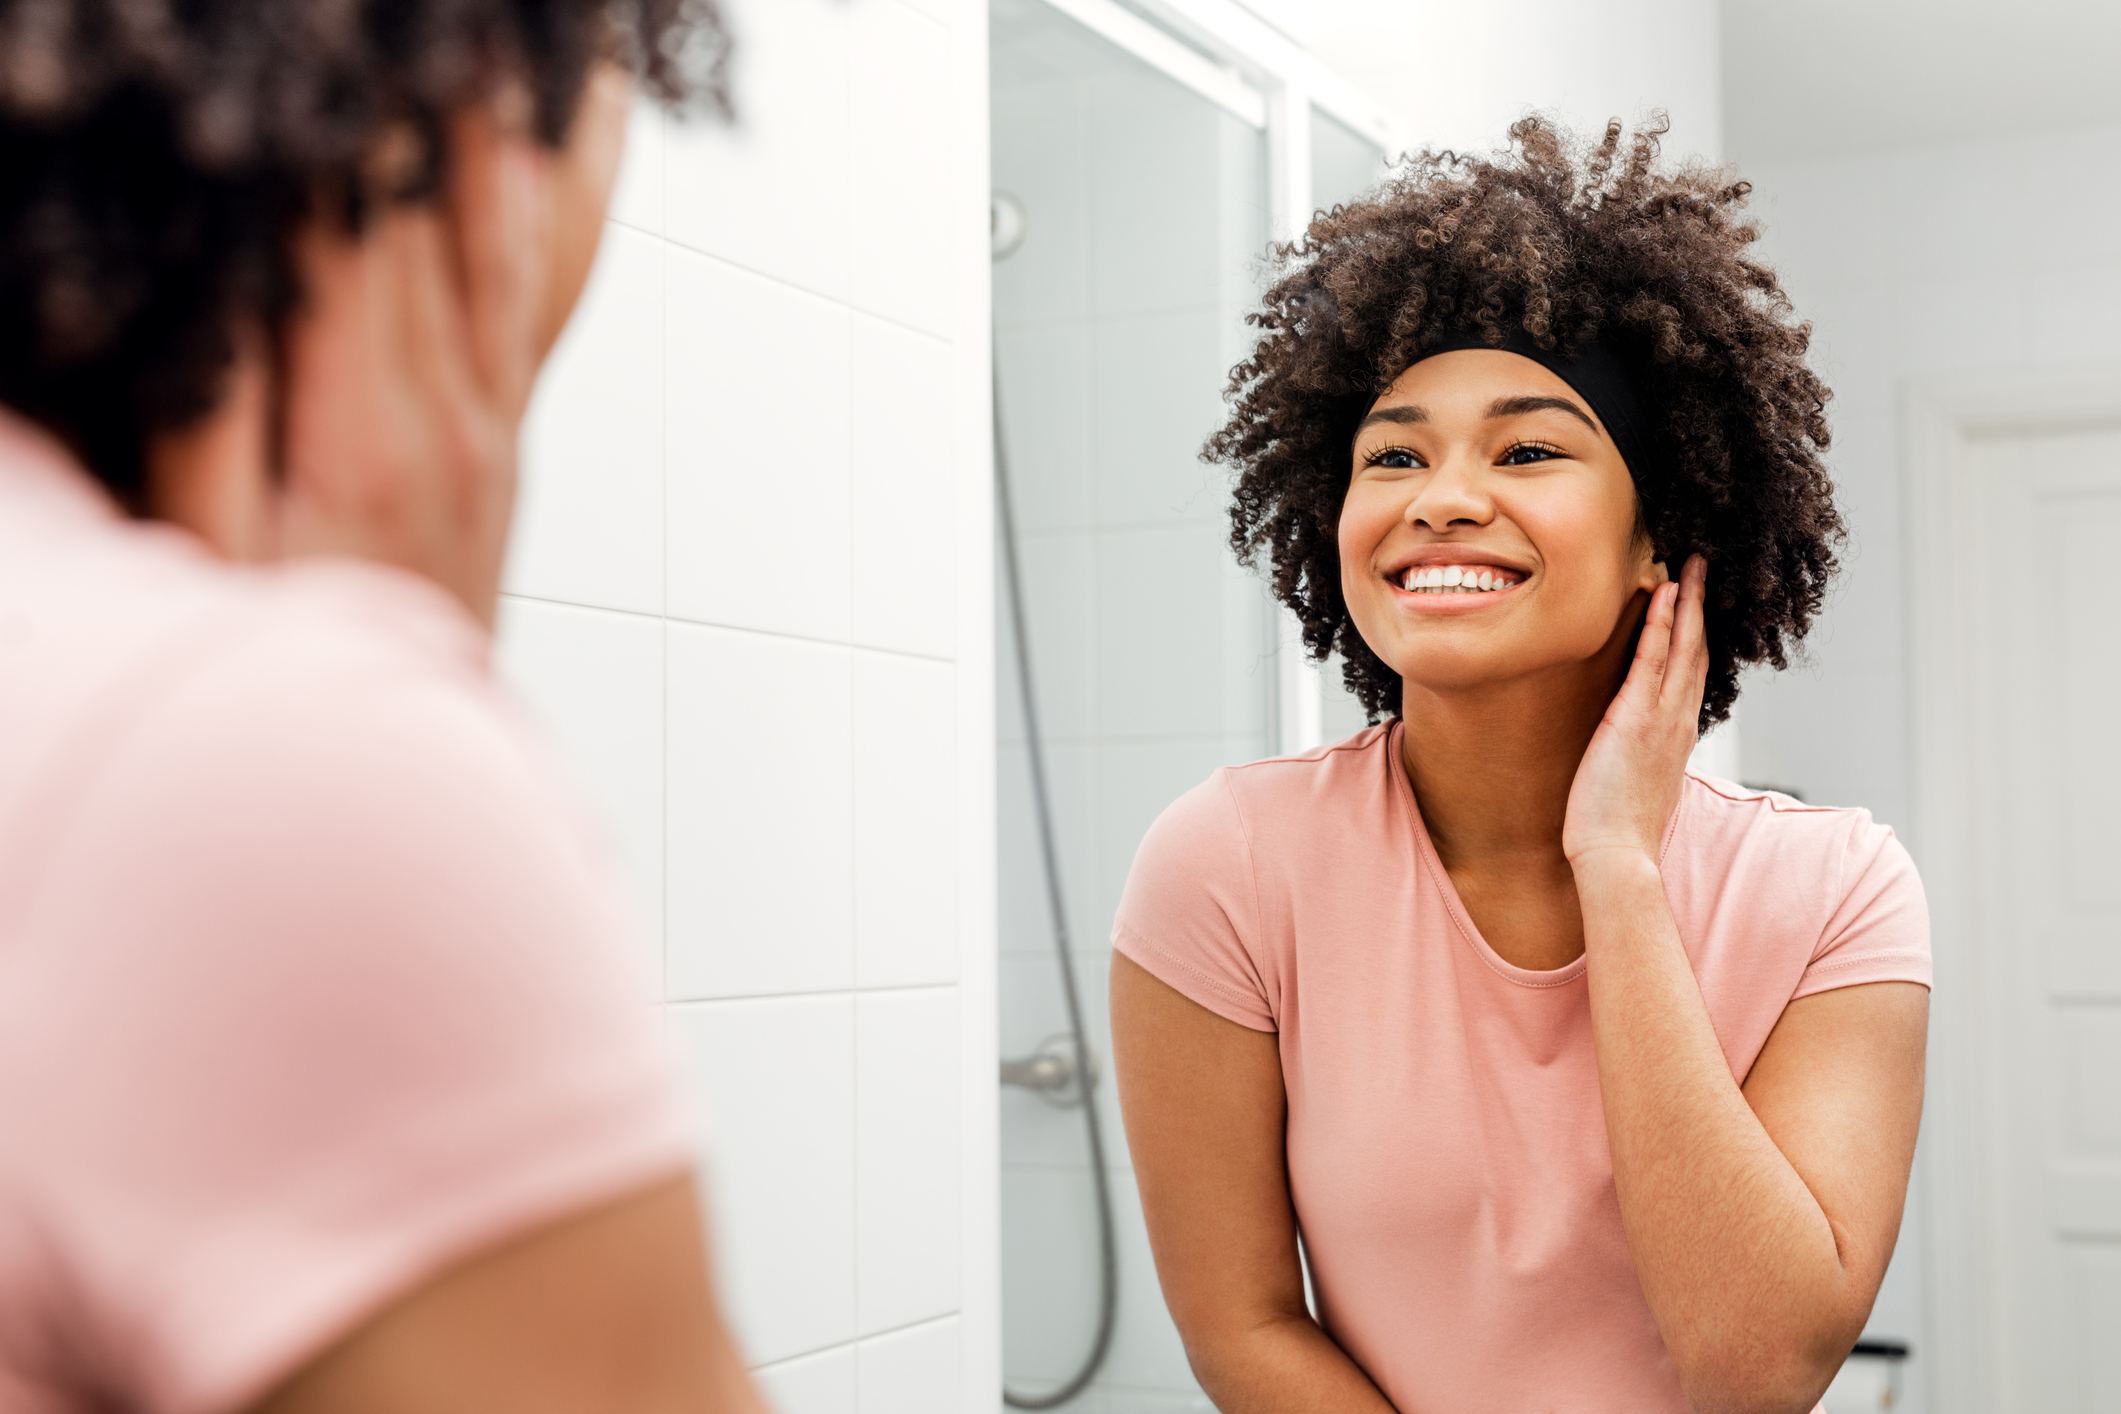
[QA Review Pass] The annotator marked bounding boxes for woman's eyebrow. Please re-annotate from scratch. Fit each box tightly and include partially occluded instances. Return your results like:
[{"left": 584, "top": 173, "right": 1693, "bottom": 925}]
[{"left": 1357, "top": 394, "right": 1600, "bottom": 435}]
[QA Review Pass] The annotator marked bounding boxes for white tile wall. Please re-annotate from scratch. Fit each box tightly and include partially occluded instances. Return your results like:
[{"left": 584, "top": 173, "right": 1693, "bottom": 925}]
[
  {"left": 755, "top": 1346, "right": 858, "bottom": 1414},
  {"left": 857, "top": 1317, "right": 963, "bottom": 1413},
  {"left": 856, "top": 989, "right": 963, "bottom": 1330},
  {"left": 664, "top": 250, "right": 854, "bottom": 641},
  {"left": 993, "top": 322, "right": 1094, "bottom": 533},
  {"left": 666, "top": 622, "right": 854, "bottom": 999},
  {"left": 494, "top": 1, "right": 993, "bottom": 1408},
  {"left": 492, "top": 597, "right": 666, "bottom": 991},
  {"left": 854, "top": 653, "right": 960, "bottom": 988},
  {"left": 1089, "top": 311, "right": 1231, "bottom": 527},
  {"left": 994, "top": 738, "right": 1098, "bottom": 958},
  {"left": 849, "top": 316, "right": 959, "bottom": 659},
  {"left": 672, "top": 995, "right": 857, "bottom": 1364},
  {"left": 848, "top": 1, "right": 959, "bottom": 338},
  {"left": 666, "top": 0, "right": 854, "bottom": 300},
  {"left": 509, "top": 223, "right": 666, "bottom": 615}
]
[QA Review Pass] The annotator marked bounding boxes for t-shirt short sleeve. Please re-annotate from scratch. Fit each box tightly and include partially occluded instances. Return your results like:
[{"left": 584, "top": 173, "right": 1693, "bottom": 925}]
[
  {"left": 1, "top": 600, "right": 696, "bottom": 1414},
  {"left": 1791, "top": 809, "right": 1934, "bottom": 1000},
  {"left": 1110, "top": 768, "right": 1276, "bottom": 1032}
]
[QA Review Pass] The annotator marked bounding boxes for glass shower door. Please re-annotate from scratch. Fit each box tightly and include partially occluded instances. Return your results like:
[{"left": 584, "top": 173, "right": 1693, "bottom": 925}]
[{"left": 991, "top": 0, "right": 1276, "bottom": 1406}]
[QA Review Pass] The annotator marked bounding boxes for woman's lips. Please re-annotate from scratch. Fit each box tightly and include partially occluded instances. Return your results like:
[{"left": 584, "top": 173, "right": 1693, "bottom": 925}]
[{"left": 1384, "top": 572, "right": 1529, "bottom": 613}]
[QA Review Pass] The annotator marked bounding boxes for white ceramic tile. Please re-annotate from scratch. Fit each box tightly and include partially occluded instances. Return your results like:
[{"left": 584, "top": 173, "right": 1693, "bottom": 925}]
[
  {"left": 665, "top": 0, "right": 852, "bottom": 299},
  {"left": 856, "top": 990, "right": 962, "bottom": 1331},
  {"left": 753, "top": 1345, "right": 858, "bottom": 1414},
  {"left": 665, "top": 248, "right": 853, "bottom": 641},
  {"left": 509, "top": 224, "right": 664, "bottom": 614},
  {"left": 1092, "top": 524, "right": 1277, "bottom": 740},
  {"left": 998, "top": 530, "right": 1096, "bottom": 742},
  {"left": 998, "top": 1166, "right": 1103, "bottom": 1384},
  {"left": 665, "top": 624, "right": 853, "bottom": 999},
  {"left": 894, "top": 0, "right": 958, "bottom": 27},
  {"left": 1085, "top": 72, "right": 1227, "bottom": 319},
  {"left": 995, "top": 737, "right": 1099, "bottom": 960},
  {"left": 1089, "top": 309, "right": 1231, "bottom": 528},
  {"left": 670, "top": 996, "right": 856, "bottom": 1367},
  {"left": 1001, "top": 1379, "right": 1102, "bottom": 1413},
  {"left": 994, "top": 322, "right": 1095, "bottom": 534},
  {"left": 849, "top": 315, "right": 956, "bottom": 658},
  {"left": 854, "top": 653, "right": 958, "bottom": 987},
  {"left": 991, "top": 95, "right": 1091, "bottom": 327},
  {"left": 997, "top": 950, "right": 1126, "bottom": 1171},
  {"left": 857, "top": 1317, "right": 960, "bottom": 1414},
  {"left": 847, "top": 0, "right": 956, "bottom": 336},
  {"left": 493, "top": 597, "right": 664, "bottom": 993},
  {"left": 610, "top": 96, "right": 666, "bottom": 235}
]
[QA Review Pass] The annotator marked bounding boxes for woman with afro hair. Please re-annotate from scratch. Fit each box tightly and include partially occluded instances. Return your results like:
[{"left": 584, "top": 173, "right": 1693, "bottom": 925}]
[
  {"left": 1108, "top": 111, "right": 1932, "bottom": 1414},
  {"left": 0, "top": 4, "right": 771, "bottom": 1412}
]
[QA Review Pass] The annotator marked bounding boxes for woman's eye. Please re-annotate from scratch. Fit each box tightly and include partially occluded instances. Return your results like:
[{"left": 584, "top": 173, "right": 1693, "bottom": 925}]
[{"left": 1361, "top": 442, "right": 1561, "bottom": 472}]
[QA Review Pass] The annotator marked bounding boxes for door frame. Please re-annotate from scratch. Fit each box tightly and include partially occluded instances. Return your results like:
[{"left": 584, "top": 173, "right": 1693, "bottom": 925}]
[{"left": 1901, "top": 360, "right": 2121, "bottom": 1411}]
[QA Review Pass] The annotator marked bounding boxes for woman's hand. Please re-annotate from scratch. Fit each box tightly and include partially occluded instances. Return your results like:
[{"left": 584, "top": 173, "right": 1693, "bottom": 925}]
[
  {"left": 1562, "top": 552, "right": 1709, "bottom": 870},
  {"left": 266, "top": 97, "right": 553, "bottom": 630}
]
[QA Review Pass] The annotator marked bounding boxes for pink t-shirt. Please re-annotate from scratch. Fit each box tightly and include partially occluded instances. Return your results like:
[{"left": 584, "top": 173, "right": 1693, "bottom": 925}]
[
  {"left": 1112, "top": 719, "right": 1931, "bottom": 1414},
  {"left": 0, "top": 413, "right": 696, "bottom": 1414}
]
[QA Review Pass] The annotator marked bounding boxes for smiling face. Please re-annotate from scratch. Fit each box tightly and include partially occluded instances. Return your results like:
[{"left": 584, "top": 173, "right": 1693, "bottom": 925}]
[{"left": 1339, "top": 348, "right": 1671, "bottom": 703}]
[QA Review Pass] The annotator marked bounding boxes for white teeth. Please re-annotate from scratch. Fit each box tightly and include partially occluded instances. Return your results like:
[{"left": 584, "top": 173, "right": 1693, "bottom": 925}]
[{"left": 1400, "top": 565, "right": 1522, "bottom": 593}]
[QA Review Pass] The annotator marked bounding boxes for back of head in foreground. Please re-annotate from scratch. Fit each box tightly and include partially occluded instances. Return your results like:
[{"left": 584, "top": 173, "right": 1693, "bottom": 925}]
[
  {"left": 0, "top": 0, "right": 732, "bottom": 627},
  {"left": 0, "top": 6, "right": 779, "bottom": 1414}
]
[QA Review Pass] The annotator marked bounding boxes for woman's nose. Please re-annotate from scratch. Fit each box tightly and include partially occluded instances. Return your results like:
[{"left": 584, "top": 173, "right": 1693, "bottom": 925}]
[{"left": 1402, "top": 456, "right": 1492, "bottom": 527}]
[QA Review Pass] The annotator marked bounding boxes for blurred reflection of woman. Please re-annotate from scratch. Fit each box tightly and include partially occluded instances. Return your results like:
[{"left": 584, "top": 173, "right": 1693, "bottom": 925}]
[
  {"left": 1109, "top": 111, "right": 1930, "bottom": 1414},
  {"left": 0, "top": 6, "right": 769, "bottom": 1412}
]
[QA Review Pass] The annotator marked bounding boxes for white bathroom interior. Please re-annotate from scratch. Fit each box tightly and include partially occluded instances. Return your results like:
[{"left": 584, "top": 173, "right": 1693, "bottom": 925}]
[{"left": 489, "top": 0, "right": 2121, "bottom": 1409}]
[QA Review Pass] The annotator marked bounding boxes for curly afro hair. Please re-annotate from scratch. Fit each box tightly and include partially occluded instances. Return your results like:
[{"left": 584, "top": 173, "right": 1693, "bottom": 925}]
[
  {"left": 1204, "top": 109, "right": 1845, "bottom": 737},
  {"left": 0, "top": 0, "right": 734, "bottom": 509}
]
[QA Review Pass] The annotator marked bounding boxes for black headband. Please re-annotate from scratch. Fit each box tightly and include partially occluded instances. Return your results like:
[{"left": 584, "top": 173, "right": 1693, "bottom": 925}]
[{"left": 1411, "top": 326, "right": 1659, "bottom": 484}]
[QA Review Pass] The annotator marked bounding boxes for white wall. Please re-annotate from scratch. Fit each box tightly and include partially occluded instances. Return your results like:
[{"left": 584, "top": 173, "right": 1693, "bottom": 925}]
[
  {"left": 1724, "top": 117, "right": 2121, "bottom": 1414},
  {"left": 492, "top": 1, "right": 997, "bottom": 1408},
  {"left": 1285, "top": 0, "right": 1723, "bottom": 164}
]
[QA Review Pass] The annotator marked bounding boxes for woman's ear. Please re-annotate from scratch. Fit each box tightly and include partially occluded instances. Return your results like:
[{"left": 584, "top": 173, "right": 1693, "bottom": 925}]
[{"left": 1634, "top": 532, "right": 1672, "bottom": 591}]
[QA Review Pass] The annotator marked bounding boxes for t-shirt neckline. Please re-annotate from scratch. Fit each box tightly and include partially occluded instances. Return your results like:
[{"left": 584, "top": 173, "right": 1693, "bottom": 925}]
[{"left": 1381, "top": 716, "right": 1687, "bottom": 989}]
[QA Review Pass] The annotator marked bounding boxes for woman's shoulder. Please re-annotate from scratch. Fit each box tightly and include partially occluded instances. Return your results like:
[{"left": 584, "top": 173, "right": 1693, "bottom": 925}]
[
  {"left": 1675, "top": 768, "right": 1918, "bottom": 890},
  {"left": 1219, "top": 720, "right": 1398, "bottom": 802},
  {"left": 1124, "top": 724, "right": 1399, "bottom": 898}
]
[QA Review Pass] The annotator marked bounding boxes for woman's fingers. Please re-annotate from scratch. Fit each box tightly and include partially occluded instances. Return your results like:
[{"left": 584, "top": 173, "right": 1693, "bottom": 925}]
[
  {"left": 1658, "top": 554, "right": 1709, "bottom": 725},
  {"left": 1629, "top": 575, "right": 1676, "bottom": 704}
]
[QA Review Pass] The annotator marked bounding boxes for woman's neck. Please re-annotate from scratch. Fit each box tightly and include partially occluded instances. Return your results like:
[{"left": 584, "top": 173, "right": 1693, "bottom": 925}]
[
  {"left": 142, "top": 350, "right": 276, "bottom": 560},
  {"left": 1397, "top": 656, "right": 1628, "bottom": 881}
]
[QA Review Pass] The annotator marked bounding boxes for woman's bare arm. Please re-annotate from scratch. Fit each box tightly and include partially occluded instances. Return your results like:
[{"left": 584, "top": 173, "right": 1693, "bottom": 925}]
[
  {"left": 1577, "top": 854, "right": 1929, "bottom": 1413},
  {"left": 245, "top": 1171, "right": 767, "bottom": 1414},
  {"left": 1110, "top": 950, "right": 1396, "bottom": 1413}
]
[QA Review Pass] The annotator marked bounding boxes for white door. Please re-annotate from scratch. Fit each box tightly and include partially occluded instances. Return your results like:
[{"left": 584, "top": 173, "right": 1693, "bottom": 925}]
[{"left": 1966, "top": 419, "right": 2121, "bottom": 1411}]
